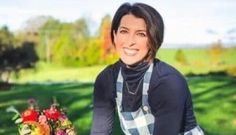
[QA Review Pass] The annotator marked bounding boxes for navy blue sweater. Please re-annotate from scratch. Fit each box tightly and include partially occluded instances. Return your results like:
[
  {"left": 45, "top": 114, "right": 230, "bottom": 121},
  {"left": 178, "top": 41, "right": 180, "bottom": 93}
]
[{"left": 91, "top": 59, "right": 197, "bottom": 135}]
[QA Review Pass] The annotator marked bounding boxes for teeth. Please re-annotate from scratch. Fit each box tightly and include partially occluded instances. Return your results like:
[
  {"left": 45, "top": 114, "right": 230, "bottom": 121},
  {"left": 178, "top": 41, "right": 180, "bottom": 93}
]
[{"left": 123, "top": 48, "right": 138, "bottom": 56}]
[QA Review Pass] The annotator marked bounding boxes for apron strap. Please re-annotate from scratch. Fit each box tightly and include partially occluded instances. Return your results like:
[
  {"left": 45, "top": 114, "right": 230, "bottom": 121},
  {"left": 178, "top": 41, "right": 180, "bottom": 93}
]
[{"left": 116, "top": 63, "right": 154, "bottom": 111}]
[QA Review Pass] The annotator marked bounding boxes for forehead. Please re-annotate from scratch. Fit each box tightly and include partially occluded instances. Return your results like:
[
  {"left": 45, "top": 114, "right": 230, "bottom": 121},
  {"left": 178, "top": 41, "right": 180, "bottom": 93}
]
[{"left": 119, "top": 14, "right": 146, "bottom": 30}]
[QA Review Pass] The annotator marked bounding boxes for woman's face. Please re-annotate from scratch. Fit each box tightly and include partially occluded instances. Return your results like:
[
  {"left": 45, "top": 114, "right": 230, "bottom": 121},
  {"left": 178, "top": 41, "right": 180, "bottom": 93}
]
[{"left": 113, "top": 14, "right": 150, "bottom": 66}]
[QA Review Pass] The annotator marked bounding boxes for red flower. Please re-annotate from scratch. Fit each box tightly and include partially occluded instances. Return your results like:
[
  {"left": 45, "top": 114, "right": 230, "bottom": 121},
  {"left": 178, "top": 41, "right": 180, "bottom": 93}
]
[
  {"left": 21, "top": 108, "right": 39, "bottom": 122},
  {"left": 44, "top": 106, "right": 61, "bottom": 121}
]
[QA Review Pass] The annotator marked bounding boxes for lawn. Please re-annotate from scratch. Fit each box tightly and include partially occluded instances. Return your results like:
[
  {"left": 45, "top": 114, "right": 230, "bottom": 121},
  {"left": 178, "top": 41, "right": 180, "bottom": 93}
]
[
  {"left": 11, "top": 47, "right": 236, "bottom": 83},
  {"left": 1, "top": 75, "right": 236, "bottom": 135},
  {"left": 1, "top": 47, "right": 236, "bottom": 134},
  {"left": 187, "top": 75, "right": 236, "bottom": 135}
]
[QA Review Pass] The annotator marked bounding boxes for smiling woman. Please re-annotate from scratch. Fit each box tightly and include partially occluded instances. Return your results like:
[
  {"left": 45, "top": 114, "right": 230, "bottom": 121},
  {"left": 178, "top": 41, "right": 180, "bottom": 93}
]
[
  {"left": 113, "top": 14, "right": 150, "bottom": 66},
  {"left": 91, "top": 2, "right": 205, "bottom": 135}
]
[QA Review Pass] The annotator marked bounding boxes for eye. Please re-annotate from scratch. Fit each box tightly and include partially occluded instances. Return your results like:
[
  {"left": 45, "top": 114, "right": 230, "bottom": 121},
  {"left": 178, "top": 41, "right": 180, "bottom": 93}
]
[
  {"left": 119, "top": 29, "right": 128, "bottom": 34},
  {"left": 137, "top": 32, "right": 146, "bottom": 37}
]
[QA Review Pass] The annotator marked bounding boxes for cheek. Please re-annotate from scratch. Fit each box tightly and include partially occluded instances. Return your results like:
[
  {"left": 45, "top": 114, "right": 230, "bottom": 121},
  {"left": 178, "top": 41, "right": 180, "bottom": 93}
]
[
  {"left": 115, "top": 36, "right": 126, "bottom": 46},
  {"left": 114, "top": 36, "right": 125, "bottom": 49},
  {"left": 140, "top": 46, "right": 149, "bottom": 55},
  {"left": 114, "top": 40, "right": 122, "bottom": 53},
  {"left": 139, "top": 40, "right": 149, "bottom": 52},
  {"left": 115, "top": 45, "right": 122, "bottom": 53}
]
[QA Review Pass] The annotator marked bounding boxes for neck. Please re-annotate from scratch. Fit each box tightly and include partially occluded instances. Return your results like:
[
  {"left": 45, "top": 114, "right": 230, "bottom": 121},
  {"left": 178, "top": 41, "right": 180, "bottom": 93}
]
[{"left": 126, "top": 58, "right": 153, "bottom": 69}]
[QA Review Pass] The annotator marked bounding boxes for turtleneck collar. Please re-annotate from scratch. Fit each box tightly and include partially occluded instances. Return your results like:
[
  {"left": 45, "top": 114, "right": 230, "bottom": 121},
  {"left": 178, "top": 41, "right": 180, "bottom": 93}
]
[
  {"left": 119, "top": 59, "right": 150, "bottom": 83},
  {"left": 119, "top": 59, "right": 152, "bottom": 111}
]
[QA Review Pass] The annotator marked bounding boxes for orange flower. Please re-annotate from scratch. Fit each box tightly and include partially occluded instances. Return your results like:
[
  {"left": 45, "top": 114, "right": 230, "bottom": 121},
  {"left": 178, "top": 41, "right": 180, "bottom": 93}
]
[
  {"left": 38, "top": 123, "right": 51, "bottom": 135},
  {"left": 21, "top": 109, "right": 39, "bottom": 122},
  {"left": 22, "top": 121, "right": 50, "bottom": 135}
]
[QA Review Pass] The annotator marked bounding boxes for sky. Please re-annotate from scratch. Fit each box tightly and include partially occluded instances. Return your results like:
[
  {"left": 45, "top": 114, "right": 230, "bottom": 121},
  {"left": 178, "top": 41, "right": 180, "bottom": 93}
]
[{"left": 0, "top": 0, "right": 236, "bottom": 47}]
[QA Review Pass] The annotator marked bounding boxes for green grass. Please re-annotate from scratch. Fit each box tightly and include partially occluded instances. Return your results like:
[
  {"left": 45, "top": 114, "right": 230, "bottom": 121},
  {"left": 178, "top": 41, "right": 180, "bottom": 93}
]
[
  {"left": 187, "top": 76, "right": 236, "bottom": 134},
  {"left": 1, "top": 47, "right": 236, "bottom": 134},
  {"left": 1, "top": 76, "right": 236, "bottom": 135},
  {"left": 158, "top": 48, "right": 236, "bottom": 75},
  {"left": 13, "top": 62, "right": 107, "bottom": 83},
  {"left": 158, "top": 48, "right": 236, "bottom": 65}
]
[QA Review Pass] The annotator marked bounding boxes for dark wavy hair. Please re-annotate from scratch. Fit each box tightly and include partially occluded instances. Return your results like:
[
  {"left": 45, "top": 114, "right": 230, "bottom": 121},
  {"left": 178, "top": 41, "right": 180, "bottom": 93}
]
[{"left": 111, "top": 2, "right": 164, "bottom": 58}]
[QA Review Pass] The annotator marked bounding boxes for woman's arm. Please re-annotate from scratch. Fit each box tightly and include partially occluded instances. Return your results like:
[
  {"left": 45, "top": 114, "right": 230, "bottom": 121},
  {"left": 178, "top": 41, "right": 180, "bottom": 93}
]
[
  {"left": 150, "top": 74, "right": 189, "bottom": 135},
  {"left": 90, "top": 104, "right": 115, "bottom": 135},
  {"left": 90, "top": 68, "right": 116, "bottom": 135}
]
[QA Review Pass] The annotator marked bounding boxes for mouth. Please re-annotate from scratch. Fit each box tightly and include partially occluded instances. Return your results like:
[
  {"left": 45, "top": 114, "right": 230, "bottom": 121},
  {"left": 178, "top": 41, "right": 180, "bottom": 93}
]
[{"left": 123, "top": 48, "right": 138, "bottom": 56}]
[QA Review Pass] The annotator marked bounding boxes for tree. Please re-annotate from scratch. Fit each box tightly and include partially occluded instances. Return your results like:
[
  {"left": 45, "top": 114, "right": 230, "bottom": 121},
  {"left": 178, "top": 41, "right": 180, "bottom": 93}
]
[
  {"left": 0, "top": 26, "right": 14, "bottom": 83},
  {"left": 0, "top": 41, "right": 38, "bottom": 83},
  {"left": 0, "top": 26, "right": 14, "bottom": 48},
  {"left": 38, "top": 18, "right": 61, "bottom": 63},
  {"left": 21, "top": 16, "right": 51, "bottom": 33},
  {"left": 98, "top": 15, "right": 117, "bottom": 63},
  {"left": 207, "top": 40, "right": 224, "bottom": 65},
  {"left": 175, "top": 49, "right": 188, "bottom": 65}
]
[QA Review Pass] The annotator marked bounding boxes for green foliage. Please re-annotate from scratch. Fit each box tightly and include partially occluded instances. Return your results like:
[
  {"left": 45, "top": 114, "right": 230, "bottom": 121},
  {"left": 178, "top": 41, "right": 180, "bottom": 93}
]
[
  {"left": 37, "top": 17, "right": 98, "bottom": 67},
  {"left": 2, "top": 14, "right": 235, "bottom": 68},
  {"left": 78, "top": 38, "right": 102, "bottom": 66},
  {"left": 0, "top": 26, "right": 39, "bottom": 83},
  {"left": 38, "top": 18, "right": 62, "bottom": 62},
  {"left": 0, "top": 42, "right": 39, "bottom": 82},
  {"left": 0, "top": 42, "right": 38, "bottom": 70},
  {"left": 35, "top": 14, "right": 117, "bottom": 67},
  {"left": 174, "top": 49, "right": 188, "bottom": 65},
  {"left": 0, "top": 26, "right": 14, "bottom": 46}
]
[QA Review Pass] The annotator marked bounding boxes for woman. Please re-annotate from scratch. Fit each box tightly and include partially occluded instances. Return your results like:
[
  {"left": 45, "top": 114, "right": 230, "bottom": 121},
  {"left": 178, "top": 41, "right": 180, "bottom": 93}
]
[{"left": 91, "top": 2, "right": 205, "bottom": 135}]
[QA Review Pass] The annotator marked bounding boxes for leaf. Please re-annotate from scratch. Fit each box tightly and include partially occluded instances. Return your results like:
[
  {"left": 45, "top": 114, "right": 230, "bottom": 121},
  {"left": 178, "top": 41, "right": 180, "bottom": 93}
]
[
  {"left": 15, "top": 118, "right": 23, "bottom": 124},
  {"left": 6, "top": 106, "right": 20, "bottom": 115},
  {"left": 12, "top": 113, "right": 20, "bottom": 121}
]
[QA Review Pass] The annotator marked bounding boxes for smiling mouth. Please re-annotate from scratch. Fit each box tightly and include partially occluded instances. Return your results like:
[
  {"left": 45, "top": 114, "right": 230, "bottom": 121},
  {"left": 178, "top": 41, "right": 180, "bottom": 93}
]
[{"left": 123, "top": 48, "right": 138, "bottom": 56}]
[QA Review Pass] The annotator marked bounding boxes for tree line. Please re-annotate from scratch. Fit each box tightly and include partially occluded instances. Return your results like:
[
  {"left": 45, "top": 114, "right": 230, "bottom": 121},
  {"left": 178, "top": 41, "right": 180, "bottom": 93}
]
[
  {"left": 0, "top": 15, "right": 230, "bottom": 83},
  {"left": 0, "top": 15, "right": 117, "bottom": 83}
]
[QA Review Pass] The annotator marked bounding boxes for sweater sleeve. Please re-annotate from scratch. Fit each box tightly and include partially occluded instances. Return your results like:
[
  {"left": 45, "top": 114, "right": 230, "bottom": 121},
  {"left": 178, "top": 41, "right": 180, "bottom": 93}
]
[
  {"left": 90, "top": 67, "right": 116, "bottom": 135},
  {"left": 149, "top": 74, "right": 188, "bottom": 135}
]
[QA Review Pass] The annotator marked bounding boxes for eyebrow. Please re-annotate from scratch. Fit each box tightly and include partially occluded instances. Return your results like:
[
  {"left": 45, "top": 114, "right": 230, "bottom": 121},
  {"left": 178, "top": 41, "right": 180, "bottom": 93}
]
[
  {"left": 118, "top": 26, "right": 128, "bottom": 30},
  {"left": 118, "top": 26, "right": 146, "bottom": 32}
]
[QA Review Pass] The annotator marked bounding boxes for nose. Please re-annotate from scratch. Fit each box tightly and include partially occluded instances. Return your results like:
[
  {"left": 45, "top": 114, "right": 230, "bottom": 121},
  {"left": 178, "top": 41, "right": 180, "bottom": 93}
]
[{"left": 127, "top": 34, "right": 136, "bottom": 47}]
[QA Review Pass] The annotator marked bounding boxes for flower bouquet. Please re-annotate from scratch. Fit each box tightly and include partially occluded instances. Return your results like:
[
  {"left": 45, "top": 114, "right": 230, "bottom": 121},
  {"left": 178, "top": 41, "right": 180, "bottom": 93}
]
[{"left": 7, "top": 98, "right": 76, "bottom": 135}]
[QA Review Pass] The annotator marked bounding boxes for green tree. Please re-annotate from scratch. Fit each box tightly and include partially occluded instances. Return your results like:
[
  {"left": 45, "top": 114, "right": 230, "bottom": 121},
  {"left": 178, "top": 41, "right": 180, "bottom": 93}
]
[
  {"left": 0, "top": 41, "right": 38, "bottom": 83},
  {"left": 0, "top": 26, "right": 14, "bottom": 47},
  {"left": 38, "top": 18, "right": 61, "bottom": 63},
  {"left": 0, "top": 26, "right": 14, "bottom": 82},
  {"left": 175, "top": 49, "right": 188, "bottom": 65}
]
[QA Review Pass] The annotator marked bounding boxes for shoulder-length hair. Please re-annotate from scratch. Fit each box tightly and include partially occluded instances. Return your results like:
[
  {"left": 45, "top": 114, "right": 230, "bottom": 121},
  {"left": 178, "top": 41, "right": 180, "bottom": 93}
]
[{"left": 111, "top": 2, "right": 164, "bottom": 58}]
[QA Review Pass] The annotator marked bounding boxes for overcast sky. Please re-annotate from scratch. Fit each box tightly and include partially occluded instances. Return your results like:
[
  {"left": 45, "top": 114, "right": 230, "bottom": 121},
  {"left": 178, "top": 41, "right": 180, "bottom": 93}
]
[{"left": 0, "top": 0, "right": 236, "bottom": 46}]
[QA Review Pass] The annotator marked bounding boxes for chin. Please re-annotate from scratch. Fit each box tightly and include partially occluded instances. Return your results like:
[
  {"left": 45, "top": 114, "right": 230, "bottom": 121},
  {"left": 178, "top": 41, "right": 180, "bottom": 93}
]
[
  {"left": 121, "top": 58, "right": 141, "bottom": 66},
  {"left": 124, "top": 62, "right": 137, "bottom": 66}
]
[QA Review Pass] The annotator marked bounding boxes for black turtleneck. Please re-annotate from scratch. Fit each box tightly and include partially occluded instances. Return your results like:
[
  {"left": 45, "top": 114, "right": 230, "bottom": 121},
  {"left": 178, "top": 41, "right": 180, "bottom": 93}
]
[
  {"left": 91, "top": 59, "right": 197, "bottom": 135},
  {"left": 119, "top": 60, "right": 150, "bottom": 111}
]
